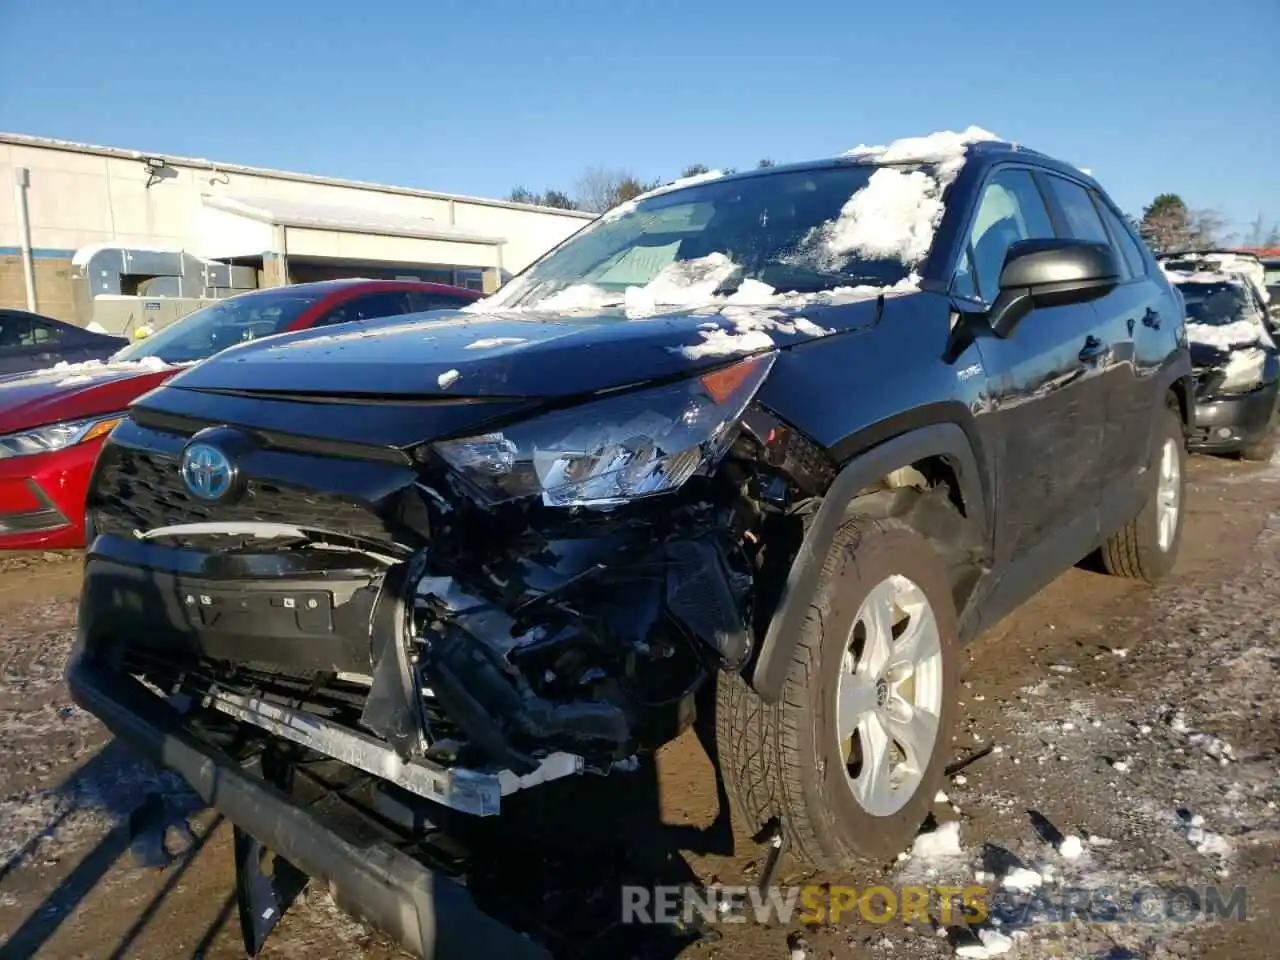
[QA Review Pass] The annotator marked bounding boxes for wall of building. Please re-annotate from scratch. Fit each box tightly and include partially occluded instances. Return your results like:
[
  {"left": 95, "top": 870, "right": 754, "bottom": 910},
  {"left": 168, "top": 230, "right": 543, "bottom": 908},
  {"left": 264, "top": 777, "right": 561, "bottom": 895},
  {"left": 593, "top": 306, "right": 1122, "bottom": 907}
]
[{"left": 0, "top": 134, "right": 594, "bottom": 321}]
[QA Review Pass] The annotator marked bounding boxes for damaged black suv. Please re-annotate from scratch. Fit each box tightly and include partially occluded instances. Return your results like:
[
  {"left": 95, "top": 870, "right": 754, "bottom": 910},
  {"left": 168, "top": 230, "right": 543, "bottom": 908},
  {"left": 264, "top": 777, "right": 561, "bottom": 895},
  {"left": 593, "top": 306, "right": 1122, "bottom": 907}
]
[{"left": 69, "top": 135, "right": 1192, "bottom": 957}]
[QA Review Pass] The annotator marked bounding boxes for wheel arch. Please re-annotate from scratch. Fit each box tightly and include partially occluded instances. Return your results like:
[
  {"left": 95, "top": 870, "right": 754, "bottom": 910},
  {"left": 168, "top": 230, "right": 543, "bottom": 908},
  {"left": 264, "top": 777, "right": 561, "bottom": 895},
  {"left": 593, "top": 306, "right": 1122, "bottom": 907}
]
[{"left": 748, "top": 421, "right": 989, "bottom": 702}]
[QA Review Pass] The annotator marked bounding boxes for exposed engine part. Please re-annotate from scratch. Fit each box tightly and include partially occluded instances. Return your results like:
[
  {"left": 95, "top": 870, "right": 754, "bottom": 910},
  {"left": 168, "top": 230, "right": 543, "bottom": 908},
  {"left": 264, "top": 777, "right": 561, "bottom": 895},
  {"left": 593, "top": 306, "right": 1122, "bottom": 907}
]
[
  {"left": 360, "top": 555, "right": 432, "bottom": 760},
  {"left": 664, "top": 536, "right": 754, "bottom": 669}
]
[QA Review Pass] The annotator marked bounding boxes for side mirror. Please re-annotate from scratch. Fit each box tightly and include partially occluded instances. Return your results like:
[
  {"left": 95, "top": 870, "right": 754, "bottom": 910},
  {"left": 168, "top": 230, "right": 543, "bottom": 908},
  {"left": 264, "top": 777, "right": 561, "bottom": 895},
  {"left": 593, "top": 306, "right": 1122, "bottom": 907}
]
[{"left": 988, "top": 239, "right": 1121, "bottom": 337}]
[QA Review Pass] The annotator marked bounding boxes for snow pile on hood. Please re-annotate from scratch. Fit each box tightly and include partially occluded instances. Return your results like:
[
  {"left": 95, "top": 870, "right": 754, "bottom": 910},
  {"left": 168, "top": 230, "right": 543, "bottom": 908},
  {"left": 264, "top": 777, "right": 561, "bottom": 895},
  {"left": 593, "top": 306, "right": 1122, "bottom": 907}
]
[
  {"left": 51, "top": 355, "right": 171, "bottom": 386},
  {"left": 1219, "top": 346, "right": 1267, "bottom": 384},
  {"left": 482, "top": 252, "right": 919, "bottom": 327},
  {"left": 1185, "top": 320, "right": 1262, "bottom": 350},
  {"left": 464, "top": 337, "right": 529, "bottom": 350},
  {"left": 529, "top": 283, "right": 619, "bottom": 313},
  {"left": 814, "top": 126, "right": 1003, "bottom": 268},
  {"left": 623, "top": 253, "right": 740, "bottom": 317}
]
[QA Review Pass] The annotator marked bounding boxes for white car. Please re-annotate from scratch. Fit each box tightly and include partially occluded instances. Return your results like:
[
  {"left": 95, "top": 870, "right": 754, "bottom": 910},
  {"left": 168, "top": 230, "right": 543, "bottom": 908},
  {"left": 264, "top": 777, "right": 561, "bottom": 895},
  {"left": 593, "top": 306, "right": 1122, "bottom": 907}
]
[{"left": 1158, "top": 250, "right": 1270, "bottom": 305}]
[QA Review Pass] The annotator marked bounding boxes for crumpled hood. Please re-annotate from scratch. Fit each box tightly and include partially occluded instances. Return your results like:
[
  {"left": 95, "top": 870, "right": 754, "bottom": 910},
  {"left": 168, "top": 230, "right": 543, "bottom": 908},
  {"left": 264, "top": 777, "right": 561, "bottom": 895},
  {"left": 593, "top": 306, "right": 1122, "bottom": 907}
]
[
  {"left": 166, "top": 300, "right": 882, "bottom": 399},
  {"left": 0, "top": 361, "right": 177, "bottom": 434}
]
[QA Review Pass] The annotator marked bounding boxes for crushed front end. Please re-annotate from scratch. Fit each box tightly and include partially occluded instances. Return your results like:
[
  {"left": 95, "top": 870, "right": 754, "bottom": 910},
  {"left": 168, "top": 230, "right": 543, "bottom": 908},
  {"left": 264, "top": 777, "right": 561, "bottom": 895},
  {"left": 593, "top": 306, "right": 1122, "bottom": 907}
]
[{"left": 67, "top": 349, "right": 831, "bottom": 952}]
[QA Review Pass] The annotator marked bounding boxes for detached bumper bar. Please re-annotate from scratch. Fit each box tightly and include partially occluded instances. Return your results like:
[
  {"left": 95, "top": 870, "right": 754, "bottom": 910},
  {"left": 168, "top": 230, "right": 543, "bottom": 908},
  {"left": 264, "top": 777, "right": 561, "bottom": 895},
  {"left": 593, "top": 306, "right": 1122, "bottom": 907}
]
[{"left": 66, "top": 653, "right": 551, "bottom": 960}]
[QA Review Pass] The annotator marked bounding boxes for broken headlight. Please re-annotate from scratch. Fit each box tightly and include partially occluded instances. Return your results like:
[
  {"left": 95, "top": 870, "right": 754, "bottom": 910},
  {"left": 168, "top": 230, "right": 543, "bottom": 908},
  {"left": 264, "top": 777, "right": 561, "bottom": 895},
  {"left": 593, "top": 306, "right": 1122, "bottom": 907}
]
[{"left": 435, "top": 352, "right": 776, "bottom": 507}]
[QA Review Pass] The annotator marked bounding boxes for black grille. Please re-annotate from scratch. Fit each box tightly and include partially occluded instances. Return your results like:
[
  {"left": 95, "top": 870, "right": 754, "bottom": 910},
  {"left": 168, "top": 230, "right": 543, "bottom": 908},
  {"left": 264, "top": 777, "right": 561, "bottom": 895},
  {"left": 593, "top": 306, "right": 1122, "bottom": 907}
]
[{"left": 92, "top": 447, "right": 393, "bottom": 543}]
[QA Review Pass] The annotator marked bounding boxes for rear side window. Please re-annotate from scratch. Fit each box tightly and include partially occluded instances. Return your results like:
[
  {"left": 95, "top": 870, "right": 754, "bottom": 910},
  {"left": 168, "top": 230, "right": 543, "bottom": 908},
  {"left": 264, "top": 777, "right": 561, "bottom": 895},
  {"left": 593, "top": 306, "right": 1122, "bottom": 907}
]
[
  {"left": 1043, "top": 176, "right": 1111, "bottom": 246},
  {"left": 408, "top": 291, "right": 474, "bottom": 312},
  {"left": 959, "top": 168, "right": 1057, "bottom": 303},
  {"left": 1096, "top": 202, "right": 1149, "bottom": 279}
]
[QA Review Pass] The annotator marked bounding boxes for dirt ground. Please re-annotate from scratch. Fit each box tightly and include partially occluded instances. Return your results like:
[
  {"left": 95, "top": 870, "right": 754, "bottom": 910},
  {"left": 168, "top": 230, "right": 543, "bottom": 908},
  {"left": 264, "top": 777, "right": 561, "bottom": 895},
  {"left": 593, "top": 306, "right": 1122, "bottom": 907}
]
[{"left": 0, "top": 453, "right": 1277, "bottom": 960}]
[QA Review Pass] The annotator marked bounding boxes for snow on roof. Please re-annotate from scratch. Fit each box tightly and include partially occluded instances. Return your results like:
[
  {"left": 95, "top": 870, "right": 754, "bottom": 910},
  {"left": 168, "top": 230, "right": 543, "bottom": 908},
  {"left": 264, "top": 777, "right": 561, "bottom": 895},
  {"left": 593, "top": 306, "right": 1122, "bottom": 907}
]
[
  {"left": 202, "top": 195, "right": 505, "bottom": 245},
  {"left": 843, "top": 125, "right": 1002, "bottom": 182},
  {"left": 1166, "top": 268, "right": 1245, "bottom": 286}
]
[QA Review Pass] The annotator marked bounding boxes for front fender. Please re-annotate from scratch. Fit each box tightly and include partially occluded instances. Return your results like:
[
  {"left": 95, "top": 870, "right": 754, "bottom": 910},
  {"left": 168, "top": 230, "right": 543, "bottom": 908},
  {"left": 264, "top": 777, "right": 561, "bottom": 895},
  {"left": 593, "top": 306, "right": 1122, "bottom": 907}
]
[{"left": 748, "top": 422, "right": 986, "bottom": 702}]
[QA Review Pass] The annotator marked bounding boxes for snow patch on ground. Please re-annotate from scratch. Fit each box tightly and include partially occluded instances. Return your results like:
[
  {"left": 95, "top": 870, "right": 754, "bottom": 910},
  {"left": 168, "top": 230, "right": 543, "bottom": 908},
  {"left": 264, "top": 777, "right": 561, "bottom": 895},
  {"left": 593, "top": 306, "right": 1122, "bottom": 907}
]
[
  {"left": 955, "top": 929, "right": 1014, "bottom": 958},
  {"left": 909, "top": 820, "right": 963, "bottom": 860}
]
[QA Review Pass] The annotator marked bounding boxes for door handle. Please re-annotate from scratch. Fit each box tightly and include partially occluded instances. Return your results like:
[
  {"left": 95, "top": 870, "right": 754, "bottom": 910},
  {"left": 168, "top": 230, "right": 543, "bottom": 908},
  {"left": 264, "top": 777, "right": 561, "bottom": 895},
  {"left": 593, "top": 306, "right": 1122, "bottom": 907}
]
[
  {"left": 1142, "top": 308, "right": 1161, "bottom": 330},
  {"left": 1078, "top": 336, "right": 1106, "bottom": 365}
]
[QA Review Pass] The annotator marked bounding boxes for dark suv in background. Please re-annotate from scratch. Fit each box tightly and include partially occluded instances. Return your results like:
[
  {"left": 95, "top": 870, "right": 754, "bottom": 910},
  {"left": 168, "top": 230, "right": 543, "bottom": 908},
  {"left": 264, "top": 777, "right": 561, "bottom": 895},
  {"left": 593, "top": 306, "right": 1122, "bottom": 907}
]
[{"left": 68, "top": 134, "right": 1192, "bottom": 958}]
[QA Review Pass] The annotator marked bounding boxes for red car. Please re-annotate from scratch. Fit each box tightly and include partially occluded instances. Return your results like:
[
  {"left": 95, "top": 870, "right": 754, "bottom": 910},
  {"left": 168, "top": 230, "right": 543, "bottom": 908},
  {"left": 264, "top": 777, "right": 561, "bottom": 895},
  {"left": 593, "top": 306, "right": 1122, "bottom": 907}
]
[{"left": 0, "top": 278, "right": 480, "bottom": 549}]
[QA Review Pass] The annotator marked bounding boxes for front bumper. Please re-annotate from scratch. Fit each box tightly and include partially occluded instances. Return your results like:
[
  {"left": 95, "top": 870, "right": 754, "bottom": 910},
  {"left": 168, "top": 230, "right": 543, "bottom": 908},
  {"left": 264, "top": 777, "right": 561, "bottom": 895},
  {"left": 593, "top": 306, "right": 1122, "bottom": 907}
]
[
  {"left": 1188, "top": 379, "right": 1280, "bottom": 452},
  {"left": 65, "top": 649, "right": 552, "bottom": 960},
  {"left": 0, "top": 440, "right": 99, "bottom": 549}
]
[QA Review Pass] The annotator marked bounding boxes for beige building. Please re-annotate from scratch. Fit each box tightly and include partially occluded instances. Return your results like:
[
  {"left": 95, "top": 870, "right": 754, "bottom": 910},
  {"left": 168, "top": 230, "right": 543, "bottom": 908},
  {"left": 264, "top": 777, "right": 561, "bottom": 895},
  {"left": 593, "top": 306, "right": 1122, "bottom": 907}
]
[{"left": 1, "top": 132, "right": 593, "bottom": 326}]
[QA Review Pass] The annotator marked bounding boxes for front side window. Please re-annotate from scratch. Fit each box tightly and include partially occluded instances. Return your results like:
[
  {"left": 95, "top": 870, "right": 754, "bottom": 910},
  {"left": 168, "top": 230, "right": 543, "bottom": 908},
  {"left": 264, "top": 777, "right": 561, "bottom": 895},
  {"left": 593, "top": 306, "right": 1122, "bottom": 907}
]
[
  {"left": 111, "top": 290, "right": 325, "bottom": 364},
  {"left": 488, "top": 166, "right": 919, "bottom": 311},
  {"left": 316, "top": 292, "right": 413, "bottom": 327},
  {"left": 962, "top": 168, "right": 1057, "bottom": 302}
]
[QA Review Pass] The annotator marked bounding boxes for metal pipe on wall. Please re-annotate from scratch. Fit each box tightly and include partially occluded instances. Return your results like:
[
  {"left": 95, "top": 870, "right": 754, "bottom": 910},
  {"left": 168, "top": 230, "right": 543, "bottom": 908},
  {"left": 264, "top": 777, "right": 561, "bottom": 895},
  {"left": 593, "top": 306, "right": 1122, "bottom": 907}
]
[{"left": 13, "top": 166, "right": 38, "bottom": 312}]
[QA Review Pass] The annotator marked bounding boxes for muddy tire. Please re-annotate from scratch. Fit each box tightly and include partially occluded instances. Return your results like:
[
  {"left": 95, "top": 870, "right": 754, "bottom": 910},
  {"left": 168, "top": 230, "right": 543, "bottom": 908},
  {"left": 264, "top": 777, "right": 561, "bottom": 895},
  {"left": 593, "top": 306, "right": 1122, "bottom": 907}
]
[
  {"left": 716, "top": 516, "right": 959, "bottom": 869},
  {"left": 1100, "top": 406, "right": 1185, "bottom": 582}
]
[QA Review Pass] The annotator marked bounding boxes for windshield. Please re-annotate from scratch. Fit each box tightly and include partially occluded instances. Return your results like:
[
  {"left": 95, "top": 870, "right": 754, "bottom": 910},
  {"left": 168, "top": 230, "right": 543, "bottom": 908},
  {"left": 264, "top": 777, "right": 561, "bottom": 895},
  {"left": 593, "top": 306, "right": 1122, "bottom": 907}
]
[
  {"left": 1176, "top": 281, "right": 1259, "bottom": 327},
  {"left": 494, "top": 166, "right": 916, "bottom": 311},
  {"left": 111, "top": 289, "right": 325, "bottom": 364}
]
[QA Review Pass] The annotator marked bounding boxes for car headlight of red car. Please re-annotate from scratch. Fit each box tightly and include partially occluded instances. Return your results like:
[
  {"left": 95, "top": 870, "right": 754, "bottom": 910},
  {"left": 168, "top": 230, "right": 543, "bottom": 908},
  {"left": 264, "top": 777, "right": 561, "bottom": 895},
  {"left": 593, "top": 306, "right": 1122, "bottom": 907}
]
[{"left": 0, "top": 414, "right": 125, "bottom": 459}]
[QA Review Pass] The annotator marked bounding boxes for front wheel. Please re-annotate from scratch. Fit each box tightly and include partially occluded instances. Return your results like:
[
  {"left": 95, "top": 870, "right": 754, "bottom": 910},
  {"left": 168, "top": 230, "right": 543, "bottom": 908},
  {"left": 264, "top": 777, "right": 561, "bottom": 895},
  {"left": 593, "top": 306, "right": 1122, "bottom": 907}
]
[
  {"left": 717, "top": 516, "right": 960, "bottom": 869},
  {"left": 1100, "top": 406, "right": 1185, "bottom": 582}
]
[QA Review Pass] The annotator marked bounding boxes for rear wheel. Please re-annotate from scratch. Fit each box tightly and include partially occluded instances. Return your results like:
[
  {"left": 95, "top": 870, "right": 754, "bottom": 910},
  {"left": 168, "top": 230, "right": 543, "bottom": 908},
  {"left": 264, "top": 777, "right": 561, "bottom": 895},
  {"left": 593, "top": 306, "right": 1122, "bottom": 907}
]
[
  {"left": 1100, "top": 406, "right": 1185, "bottom": 582},
  {"left": 717, "top": 516, "right": 959, "bottom": 868}
]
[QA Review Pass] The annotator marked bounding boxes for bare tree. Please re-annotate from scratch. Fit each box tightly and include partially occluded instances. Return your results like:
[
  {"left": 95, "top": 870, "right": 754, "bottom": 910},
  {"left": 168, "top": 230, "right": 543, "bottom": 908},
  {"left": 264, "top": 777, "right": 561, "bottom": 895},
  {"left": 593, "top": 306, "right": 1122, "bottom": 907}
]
[
  {"left": 1243, "top": 213, "right": 1280, "bottom": 248},
  {"left": 1187, "top": 208, "right": 1231, "bottom": 249},
  {"left": 574, "top": 166, "right": 646, "bottom": 213}
]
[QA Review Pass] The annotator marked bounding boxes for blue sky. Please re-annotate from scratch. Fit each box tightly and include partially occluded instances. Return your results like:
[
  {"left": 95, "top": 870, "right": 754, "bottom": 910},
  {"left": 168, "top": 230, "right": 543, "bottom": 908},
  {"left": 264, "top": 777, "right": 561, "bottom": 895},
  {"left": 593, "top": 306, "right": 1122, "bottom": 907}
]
[{"left": 2, "top": 0, "right": 1277, "bottom": 237}]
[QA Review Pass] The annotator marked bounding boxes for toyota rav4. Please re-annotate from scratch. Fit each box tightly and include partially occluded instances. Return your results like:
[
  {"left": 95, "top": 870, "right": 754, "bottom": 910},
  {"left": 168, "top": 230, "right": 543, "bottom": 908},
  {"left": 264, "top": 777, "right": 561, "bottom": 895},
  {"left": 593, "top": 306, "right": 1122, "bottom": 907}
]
[{"left": 67, "top": 129, "right": 1193, "bottom": 958}]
